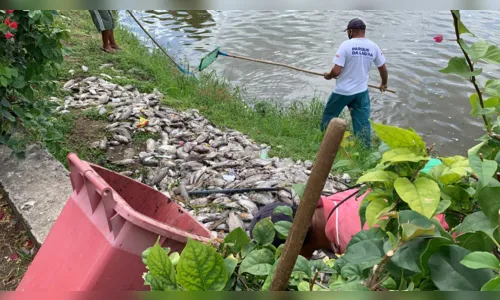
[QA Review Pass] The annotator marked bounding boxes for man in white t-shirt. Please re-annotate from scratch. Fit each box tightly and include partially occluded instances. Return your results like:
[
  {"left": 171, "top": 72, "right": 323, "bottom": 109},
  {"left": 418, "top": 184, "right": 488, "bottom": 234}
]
[{"left": 321, "top": 18, "right": 388, "bottom": 148}]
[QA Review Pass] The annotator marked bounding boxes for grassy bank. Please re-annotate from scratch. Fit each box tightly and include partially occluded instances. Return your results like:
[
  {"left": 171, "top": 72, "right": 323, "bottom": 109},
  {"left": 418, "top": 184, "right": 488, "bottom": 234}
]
[{"left": 49, "top": 10, "right": 377, "bottom": 175}]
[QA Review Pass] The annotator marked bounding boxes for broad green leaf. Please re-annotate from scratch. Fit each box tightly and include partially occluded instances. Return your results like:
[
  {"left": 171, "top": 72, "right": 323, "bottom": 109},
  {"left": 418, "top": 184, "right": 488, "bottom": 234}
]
[
  {"left": 468, "top": 142, "right": 496, "bottom": 189},
  {"left": 484, "top": 97, "right": 499, "bottom": 108},
  {"left": 430, "top": 156, "right": 472, "bottom": 185},
  {"left": 333, "top": 159, "right": 352, "bottom": 169},
  {"left": 482, "top": 45, "right": 500, "bottom": 64},
  {"left": 481, "top": 277, "right": 500, "bottom": 291},
  {"left": 429, "top": 245, "right": 494, "bottom": 291},
  {"left": 485, "top": 79, "right": 500, "bottom": 97},
  {"left": 340, "top": 263, "right": 364, "bottom": 282},
  {"left": 394, "top": 177, "right": 440, "bottom": 218},
  {"left": 142, "top": 247, "right": 152, "bottom": 265},
  {"left": 371, "top": 122, "right": 426, "bottom": 153},
  {"left": 477, "top": 186, "right": 500, "bottom": 225},
  {"left": 381, "top": 148, "right": 429, "bottom": 164},
  {"left": 356, "top": 170, "right": 398, "bottom": 184},
  {"left": 273, "top": 205, "right": 293, "bottom": 218},
  {"left": 433, "top": 200, "right": 451, "bottom": 216},
  {"left": 275, "top": 244, "right": 284, "bottom": 260},
  {"left": 346, "top": 228, "right": 387, "bottom": 249},
  {"left": 439, "top": 57, "right": 482, "bottom": 78},
  {"left": 224, "top": 255, "right": 238, "bottom": 278},
  {"left": 452, "top": 10, "right": 475, "bottom": 36},
  {"left": 274, "top": 221, "right": 292, "bottom": 238},
  {"left": 456, "top": 231, "right": 495, "bottom": 252},
  {"left": 401, "top": 223, "right": 435, "bottom": 241},
  {"left": 420, "top": 237, "right": 454, "bottom": 275},
  {"left": 252, "top": 217, "right": 275, "bottom": 246},
  {"left": 310, "top": 259, "right": 334, "bottom": 274},
  {"left": 343, "top": 239, "right": 385, "bottom": 270},
  {"left": 469, "top": 93, "right": 495, "bottom": 117},
  {"left": 391, "top": 237, "right": 430, "bottom": 273},
  {"left": 331, "top": 282, "right": 370, "bottom": 291},
  {"left": 1, "top": 109, "right": 15, "bottom": 122},
  {"left": 177, "top": 239, "right": 227, "bottom": 291},
  {"left": 366, "top": 198, "right": 393, "bottom": 228},
  {"left": 359, "top": 197, "right": 369, "bottom": 228},
  {"left": 293, "top": 255, "right": 312, "bottom": 278},
  {"left": 292, "top": 183, "right": 306, "bottom": 199},
  {"left": 241, "top": 241, "right": 257, "bottom": 258},
  {"left": 224, "top": 227, "right": 250, "bottom": 254},
  {"left": 456, "top": 211, "right": 499, "bottom": 248},
  {"left": 0, "top": 98, "right": 11, "bottom": 108},
  {"left": 460, "top": 39, "right": 489, "bottom": 64},
  {"left": 146, "top": 239, "right": 178, "bottom": 291},
  {"left": 261, "top": 260, "right": 279, "bottom": 291},
  {"left": 238, "top": 249, "right": 274, "bottom": 276},
  {"left": 429, "top": 218, "right": 453, "bottom": 241},
  {"left": 441, "top": 186, "right": 472, "bottom": 211},
  {"left": 460, "top": 252, "right": 500, "bottom": 270}
]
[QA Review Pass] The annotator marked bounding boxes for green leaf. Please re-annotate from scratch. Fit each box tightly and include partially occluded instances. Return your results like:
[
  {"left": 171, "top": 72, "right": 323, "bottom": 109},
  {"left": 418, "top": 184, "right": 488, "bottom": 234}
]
[
  {"left": 371, "top": 122, "right": 426, "bottom": 153},
  {"left": 381, "top": 148, "right": 429, "bottom": 164},
  {"left": 331, "top": 282, "right": 370, "bottom": 291},
  {"left": 429, "top": 245, "right": 494, "bottom": 291},
  {"left": 274, "top": 221, "right": 292, "bottom": 238},
  {"left": 433, "top": 200, "right": 451, "bottom": 216},
  {"left": 340, "top": 263, "right": 364, "bottom": 282},
  {"left": 238, "top": 249, "right": 274, "bottom": 276},
  {"left": 456, "top": 231, "right": 495, "bottom": 252},
  {"left": 469, "top": 93, "right": 495, "bottom": 117},
  {"left": 477, "top": 186, "right": 500, "bottom": 226},
  {"left": 481, "top": 277, "right": 500, "bottom": 291},
  {"left": 420, "top": 237, "right": 454, "bottom": 275},
  {"left": 452, "top": 10, "right": 475, "bottom": 36},
  {"left": 146, "top": 239, "right": 177, "bottom": 291},
  {"left": 346, "top": 228, "right": 387, "bottom": 249},
  {"left": 261, "top": 260, "right": 279, "bottom": 291},
  {"left": 177, "top": 239, "right": 227, "bottom": 291},
  {"left": 456, "top": 211, "right": 499, "bottom": 247},
  {"left": 460, "top": 252, "right": 500, "bottom": 270},
  {"left": 468, "top": 142, "right": 497, "bottom": 190},
  {"left": 252, "top": 217, "right": 275, "bottom": 246},
  {"left": 343, "top": 239, "right": 385, "bottom": 270},
  {"left": 484, "top": 97, "right": 499, "bottom": 108},
  {"left": 401, "top": 223, "right": 436, "bottom": 241},
  {"left": 460, "top": 39, "right": 489, "bottom": 64},
  {"left": 366, "top": 198, "right": 393, "bottom": 228},
  {"left": 275, "top": 244, "right": 284, "bottom": 260},
  {"left": 1, "top": 109, "right": 15, "bottom": 122},
  {"left": 441, "top": 186, "right": 472, "bottom": 211},
  {"left": 485, "top": 79, "right": 500, "bottom": 97},
  {"left": 482, "top": 45, "right": 500, "bottom": 64},
  {"left": 333, "top": 159, "right": 352, "bottom": 169},
  {"left": 391, "top": 237, "right": 429, "bottom": 273},
  {"left": 292, "top": 183, "right": 305, "bottom": 199},
  {"left": 439, "top": 57, "right": 482, "bottom": 78},
  {"left": 297, "top": 281, "right": 329, "bottom": 291},
  {"left": 241, "top": 241, "right": 257, "bottom": 258},
  {"left": 293, "top": 255, "right": 312, "bottom": 278},
  {"left": 273, "top": 205, "right": 293, "bottom": 218},
  {"left": 357, "top": 170, "right": 398, "bottom": 184},
  {"left": 0, "top": 98, "right": 11, "bottom": 108},
  {"left": 224, "top": 227, "right": 250, "bottom": 254},
  {"left": 224, "top": 255, "right": 238, "bottom": 278},
  {"left": 359, "top": 197, "right": 369, "bottom": 228},
  {"left": 394, "top": 177, "right": 440, "bottom": 218}
]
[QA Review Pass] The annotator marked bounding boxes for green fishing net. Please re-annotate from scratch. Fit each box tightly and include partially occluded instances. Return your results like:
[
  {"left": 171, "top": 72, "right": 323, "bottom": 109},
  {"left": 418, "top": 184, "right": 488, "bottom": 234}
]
[{"left": 198, "top": 46, "right": 220, "bottom": 71}]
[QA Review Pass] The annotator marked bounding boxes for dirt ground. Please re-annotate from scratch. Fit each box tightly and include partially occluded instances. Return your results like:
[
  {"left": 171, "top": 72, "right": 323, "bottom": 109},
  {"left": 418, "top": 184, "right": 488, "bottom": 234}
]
[{"left": 0, "top": 189, "right": 37, "bottom": 290}]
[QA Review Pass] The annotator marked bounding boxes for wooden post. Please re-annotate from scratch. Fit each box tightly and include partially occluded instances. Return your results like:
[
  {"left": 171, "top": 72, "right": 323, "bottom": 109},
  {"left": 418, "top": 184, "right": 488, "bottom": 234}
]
[{"left": 269, "top": 118, "right": 346, "bottom": 291}]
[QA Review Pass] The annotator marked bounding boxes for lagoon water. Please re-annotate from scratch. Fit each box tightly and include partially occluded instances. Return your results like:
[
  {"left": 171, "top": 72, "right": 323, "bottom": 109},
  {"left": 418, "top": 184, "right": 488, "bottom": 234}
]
[{"left": 119, "top": 10, "right": 500, "bottom": 155}]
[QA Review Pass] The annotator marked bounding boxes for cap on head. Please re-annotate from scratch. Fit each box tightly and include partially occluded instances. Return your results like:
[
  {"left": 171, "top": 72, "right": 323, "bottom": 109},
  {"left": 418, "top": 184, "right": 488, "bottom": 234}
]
[{"left": 344, "top": 18, "right": 366, "bottom": 31}]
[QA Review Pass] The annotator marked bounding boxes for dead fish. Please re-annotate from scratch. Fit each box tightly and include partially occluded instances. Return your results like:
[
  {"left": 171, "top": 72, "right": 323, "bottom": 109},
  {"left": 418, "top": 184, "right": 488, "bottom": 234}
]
[
  {"left": 195, "top": 132, "right": 209, "bottom": 144},
  {"left": 151, "top": 167, "right": 169, "bottom": 186},
  {"left": 248, "top": 193, "right": 276, "bottom": 206},
  {"left": 236, "top": 198, "right": 258, "bottom": 214},
  {"left": 235, "top": 174, "right": 270, "bottom": 188},
  {"left": 227, "top": 212, "right": 245, "bottom": 232},
  {"left": 190, "top": 197, "right": 210, "bottom": 207},
  {"left": 112, "top": 158, "right": 135, "bottom": 165},
  {"left": 176, "top": 147, "right": 189, "bottom": 159},
  {"left": 113, "top": 134, "right": 129, "bottom": 144},
  {"left": 252, "top": 159, "right": 273, "bottom": 168},
  {"left": 183, "top": 142, "right": 196, "bottom": 153},
  {"left": 193, "top": 145, "right": 210, "bottom": 154},
  {"left": 209, "top": 160, "right": 242, "bottom": 169},
  {"left": 158, "top": 145, "right": 177, "bottom": 154},
  {"left": 146, "top": 139, "right": 156, "bottom": 153},
  {"left": 237, "top": 212, "right": 254, "bottom": 221}
]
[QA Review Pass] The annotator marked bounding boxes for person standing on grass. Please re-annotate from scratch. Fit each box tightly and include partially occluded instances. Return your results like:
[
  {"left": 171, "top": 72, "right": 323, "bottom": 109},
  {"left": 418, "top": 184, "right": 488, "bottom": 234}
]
[
  {"left": 89, "top": 10, "right": 121, "bottom": 54},
  {"left": 321, "top": 18, "right": 389, "bottom": 149}
]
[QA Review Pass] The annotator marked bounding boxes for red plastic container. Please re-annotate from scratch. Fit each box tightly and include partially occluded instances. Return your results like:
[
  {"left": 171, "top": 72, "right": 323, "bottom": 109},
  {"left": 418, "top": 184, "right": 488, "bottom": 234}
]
[{"left": 16, "top": 153, "right": 212, "bottom": 291}]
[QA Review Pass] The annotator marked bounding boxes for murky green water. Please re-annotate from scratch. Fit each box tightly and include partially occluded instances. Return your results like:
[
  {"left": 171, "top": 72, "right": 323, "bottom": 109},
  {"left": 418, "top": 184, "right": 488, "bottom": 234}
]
[{"left": 119, "top": 10, "right": 500, "bottom": 155}]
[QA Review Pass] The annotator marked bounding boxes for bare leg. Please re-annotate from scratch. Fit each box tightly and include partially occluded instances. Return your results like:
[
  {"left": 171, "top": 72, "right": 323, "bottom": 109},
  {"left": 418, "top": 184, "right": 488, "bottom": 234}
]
[
  {"left": 102, "top": 30, "right": 115, "bottom": 53},
  {"left": 109, "top": 30, "right": 121, "bottom": 50}
]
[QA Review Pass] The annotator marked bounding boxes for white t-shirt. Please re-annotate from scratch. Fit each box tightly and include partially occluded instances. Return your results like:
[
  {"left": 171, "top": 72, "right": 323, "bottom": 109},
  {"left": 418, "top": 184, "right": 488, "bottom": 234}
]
[{"left": 332, "top": 38, "right": 385, "bottom": 96}]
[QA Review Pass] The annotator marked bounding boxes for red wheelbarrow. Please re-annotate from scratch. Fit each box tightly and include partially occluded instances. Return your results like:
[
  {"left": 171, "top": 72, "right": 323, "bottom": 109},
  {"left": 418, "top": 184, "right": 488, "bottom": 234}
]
[{"left": 16, "top": 153, "right": 212, "bottom": 291}]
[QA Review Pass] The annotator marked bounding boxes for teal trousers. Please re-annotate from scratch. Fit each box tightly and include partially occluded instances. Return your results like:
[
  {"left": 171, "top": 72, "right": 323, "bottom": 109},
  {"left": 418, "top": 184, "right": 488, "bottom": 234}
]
[{"left": 321, "top": 89, "right": 371, "bottom": 148}]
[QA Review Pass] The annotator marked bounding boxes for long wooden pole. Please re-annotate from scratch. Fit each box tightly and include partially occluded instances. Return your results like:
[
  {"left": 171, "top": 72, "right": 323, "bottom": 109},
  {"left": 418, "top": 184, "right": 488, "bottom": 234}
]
[
  {"left": 224, "top": 52, "right": 396, "bottom": 94},
  {"left": 269, "top": 118, "right": 346, "bottom": 291}
]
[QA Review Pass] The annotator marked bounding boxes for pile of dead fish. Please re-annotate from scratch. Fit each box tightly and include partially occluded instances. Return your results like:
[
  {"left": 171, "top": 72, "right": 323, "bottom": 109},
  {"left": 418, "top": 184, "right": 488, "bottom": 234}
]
[{"left": 57, "top": 75, "right": 350, "bottom": 238}]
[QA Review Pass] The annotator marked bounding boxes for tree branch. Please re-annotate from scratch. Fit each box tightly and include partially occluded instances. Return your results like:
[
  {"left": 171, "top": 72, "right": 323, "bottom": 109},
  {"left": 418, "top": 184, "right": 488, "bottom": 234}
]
[{"left": 451, "top": 11, "right": 490, "bottom": 131}]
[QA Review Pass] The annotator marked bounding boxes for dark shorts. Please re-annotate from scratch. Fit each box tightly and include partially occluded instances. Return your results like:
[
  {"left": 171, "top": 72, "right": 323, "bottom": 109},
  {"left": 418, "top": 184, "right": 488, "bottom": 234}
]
[{"left": 89, "top": 10, "right": 115, "bottom": 32}]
